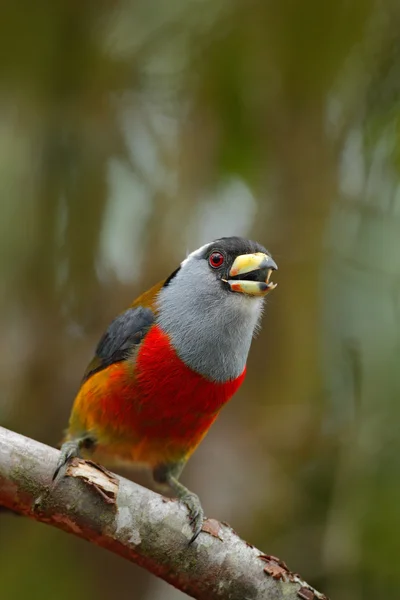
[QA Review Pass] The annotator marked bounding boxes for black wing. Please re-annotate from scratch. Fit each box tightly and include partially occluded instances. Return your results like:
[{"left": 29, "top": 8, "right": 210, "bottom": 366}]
[{"left": 82, "top": 306, "right": 155, "bottom": 383}]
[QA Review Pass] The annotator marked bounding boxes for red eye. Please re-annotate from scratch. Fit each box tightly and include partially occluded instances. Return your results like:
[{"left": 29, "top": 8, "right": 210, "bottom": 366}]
[{"left": 209, "top": 252, "right": 224, "bottom": 268}]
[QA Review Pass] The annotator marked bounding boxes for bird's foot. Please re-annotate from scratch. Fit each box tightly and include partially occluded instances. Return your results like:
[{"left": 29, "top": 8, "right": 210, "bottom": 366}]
[
  {"left": 53, "top": 435, "right": 95, "bottom": 482},
  {"left": 53, "top": 441, "right": 79, "bottom": 482},
  {"left": 180, "top": 490, "right": 204, "bottom": 544},
  {"left": 153, "top": 463, "right": 204, "bottom": 544}
]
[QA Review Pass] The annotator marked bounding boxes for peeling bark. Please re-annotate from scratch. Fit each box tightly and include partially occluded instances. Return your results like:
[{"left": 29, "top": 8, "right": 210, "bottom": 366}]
[{"left": 0, "top": 426, "right": 328, "bottom": 600}]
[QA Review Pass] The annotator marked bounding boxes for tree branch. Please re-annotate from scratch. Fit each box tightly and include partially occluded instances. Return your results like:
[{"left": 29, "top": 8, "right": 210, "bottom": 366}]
[{"left": 0, "top": 426, "right": 327, "bottom": 600}]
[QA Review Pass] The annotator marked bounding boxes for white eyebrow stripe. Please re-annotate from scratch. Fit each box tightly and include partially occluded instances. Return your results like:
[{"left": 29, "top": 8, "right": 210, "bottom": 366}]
[{"left": 180, "top": 242, "right": 211, "bottom": 268}]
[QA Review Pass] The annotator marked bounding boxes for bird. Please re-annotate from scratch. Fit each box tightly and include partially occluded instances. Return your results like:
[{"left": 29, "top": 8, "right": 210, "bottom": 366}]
[{"left": 53, "top": 236, "right": 278, "bottom": 542}]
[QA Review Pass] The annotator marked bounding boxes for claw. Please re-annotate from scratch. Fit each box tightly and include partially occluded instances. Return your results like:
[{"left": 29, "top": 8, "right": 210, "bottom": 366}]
[
  {"left": 52, "top": 440, "right": 81, "bottom": 482},
  {"left": 53, "top": 435, "right": 96, "bottom": 483},
  {"left": 183, "top": 492, "right": 204, "bottom": 544},
  {"left": 152, "top": 463, "right": 205, "bottom": 544}
]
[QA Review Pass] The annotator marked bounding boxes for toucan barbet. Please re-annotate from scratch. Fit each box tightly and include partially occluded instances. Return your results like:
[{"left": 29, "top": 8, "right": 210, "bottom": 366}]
[{"left": 54, "top": 236, "right": 278, "bottom": 542}]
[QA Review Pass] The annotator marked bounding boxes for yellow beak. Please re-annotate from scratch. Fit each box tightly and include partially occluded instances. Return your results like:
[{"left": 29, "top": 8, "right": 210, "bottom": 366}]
[
  {"left": 229, "top": 252, "right": 278, "bottom": 277},
  {"left": 223, "top": 252, "right": 278, "bottom": 297}
]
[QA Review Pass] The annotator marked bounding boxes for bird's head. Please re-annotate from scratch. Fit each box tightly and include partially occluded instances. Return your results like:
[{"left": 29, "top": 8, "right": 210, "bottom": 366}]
[
  {"left": 156, "top": 237, "right": 278, "bottom": 382},
  {"left": 164, "top": 236, "right": 277, "bottom": 298}
]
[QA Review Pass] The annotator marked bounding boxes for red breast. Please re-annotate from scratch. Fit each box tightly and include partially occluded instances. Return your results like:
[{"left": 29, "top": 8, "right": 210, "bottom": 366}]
[
  {"left": 74, "top": 324, "right": 245, "bottom": 452},
  {"left": 134, "top": 324, "right": 246, "bottom": 444}
]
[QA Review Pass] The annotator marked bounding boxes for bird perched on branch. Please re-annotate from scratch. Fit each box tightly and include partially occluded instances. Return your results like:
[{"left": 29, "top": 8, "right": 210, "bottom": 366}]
[{"left": 54, "top": 236, "right": 278, "bottom": 542}]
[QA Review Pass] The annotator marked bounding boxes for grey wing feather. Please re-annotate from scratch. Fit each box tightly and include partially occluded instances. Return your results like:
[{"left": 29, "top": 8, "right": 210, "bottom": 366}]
[{"left": 82, "top": 306, "right": 154, "bottom": 383}]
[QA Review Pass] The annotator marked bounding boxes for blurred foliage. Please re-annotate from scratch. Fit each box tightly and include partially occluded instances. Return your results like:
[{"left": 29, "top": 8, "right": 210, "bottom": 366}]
[{"left": 1, "top": 1, "right": 400, "bottom": 599}]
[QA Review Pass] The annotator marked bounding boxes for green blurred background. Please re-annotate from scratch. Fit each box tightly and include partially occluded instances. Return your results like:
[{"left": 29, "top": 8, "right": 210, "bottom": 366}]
[{"left": 1, "top": 1, "right": 400, "bottom": 598}]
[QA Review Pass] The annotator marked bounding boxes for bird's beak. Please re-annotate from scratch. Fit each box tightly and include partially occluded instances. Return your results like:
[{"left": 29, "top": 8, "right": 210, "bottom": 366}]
[{"left": 223, "top": 252, "right": 278, "bottom": 296}]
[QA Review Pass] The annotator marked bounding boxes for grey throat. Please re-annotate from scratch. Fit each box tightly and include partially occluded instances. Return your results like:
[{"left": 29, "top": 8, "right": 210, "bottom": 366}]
[{"left": 156, "top": 253, "right": 264, "bottom": 382}]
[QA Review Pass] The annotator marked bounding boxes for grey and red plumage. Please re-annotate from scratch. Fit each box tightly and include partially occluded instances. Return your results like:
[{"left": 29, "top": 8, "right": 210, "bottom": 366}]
[{"left": 55, "top": 236, "right": 278, "bottom": 541}]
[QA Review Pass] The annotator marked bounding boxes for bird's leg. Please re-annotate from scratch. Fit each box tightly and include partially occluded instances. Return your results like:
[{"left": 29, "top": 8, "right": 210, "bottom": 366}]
[
  {"left": 53, "top": 434, "right": 96, "bottom": 482},
  {"left": 153, "top": 462, "right": 204, "bottom": 544}
]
